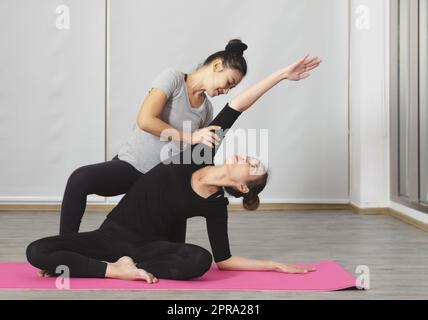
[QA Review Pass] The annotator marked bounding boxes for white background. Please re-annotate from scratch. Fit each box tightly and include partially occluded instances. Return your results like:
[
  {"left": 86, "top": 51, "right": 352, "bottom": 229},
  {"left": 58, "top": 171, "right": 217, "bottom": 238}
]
[{"left": 0, "top": 0, "right": 349, "bottom": 204}]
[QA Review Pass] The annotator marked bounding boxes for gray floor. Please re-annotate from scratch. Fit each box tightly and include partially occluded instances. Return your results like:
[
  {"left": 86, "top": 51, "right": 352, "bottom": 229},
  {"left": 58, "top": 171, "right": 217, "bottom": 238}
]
[{"left": 0, "top": 210, "right": 427, "bottom": 300}]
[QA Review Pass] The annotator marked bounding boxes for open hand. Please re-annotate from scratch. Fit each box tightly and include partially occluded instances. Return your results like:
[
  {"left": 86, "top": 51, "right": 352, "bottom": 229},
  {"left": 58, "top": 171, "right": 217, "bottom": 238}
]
[
  {"left": 281, "top": 54, "right": 322, "bottom": 81},
  {"left": 191, "top": 125, "right": 221, "bottom": 148},
  {"left": 273, "top": 262, "right": 316, "bottom": 274}
]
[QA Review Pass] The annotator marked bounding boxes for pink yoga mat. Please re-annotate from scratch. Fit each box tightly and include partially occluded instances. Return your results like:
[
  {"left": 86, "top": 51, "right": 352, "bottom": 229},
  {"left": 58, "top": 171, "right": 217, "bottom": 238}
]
[{"left": 0, "top": 260, "right": 358, "bottom": 291}]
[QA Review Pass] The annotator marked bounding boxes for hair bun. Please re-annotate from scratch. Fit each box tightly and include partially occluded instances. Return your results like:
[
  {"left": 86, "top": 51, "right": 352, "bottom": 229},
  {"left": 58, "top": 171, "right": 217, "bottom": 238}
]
[
  {"left": 243, "top": 194, "right": 260, "bottom": 211},
  {"left": 225, "top": 39, "right": 248, "bottom": 56}
]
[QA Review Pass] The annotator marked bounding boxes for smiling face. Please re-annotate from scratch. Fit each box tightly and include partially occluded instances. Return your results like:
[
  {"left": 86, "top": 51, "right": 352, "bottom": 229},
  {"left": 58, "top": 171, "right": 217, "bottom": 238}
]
[
  {"left": 225, "top": 154, "right": 267, "bottom": 184},
  {"left": 206, "top": 59, "right": 244, "bottom": 97}
]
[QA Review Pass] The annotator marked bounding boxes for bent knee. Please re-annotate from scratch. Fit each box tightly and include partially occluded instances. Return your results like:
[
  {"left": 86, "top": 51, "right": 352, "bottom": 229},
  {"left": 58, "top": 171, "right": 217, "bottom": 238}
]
[
  {"left": 188, "top": 246, "right": 213, "bottom": 279},
  {"left": 26, "top": 239, "right": 50, "bottom": 269},
  {"left": 66, "top": 166, "right": 93, "bottom": 190}
]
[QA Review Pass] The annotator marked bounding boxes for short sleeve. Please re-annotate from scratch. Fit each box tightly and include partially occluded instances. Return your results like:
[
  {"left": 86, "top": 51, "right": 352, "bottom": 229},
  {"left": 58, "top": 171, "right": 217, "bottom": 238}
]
[
  {"left": 150, "top": 68, "right": 181, "bottom": 99},
  {"left": 205, "top": 208, "right": 232, "bottom": 263}
]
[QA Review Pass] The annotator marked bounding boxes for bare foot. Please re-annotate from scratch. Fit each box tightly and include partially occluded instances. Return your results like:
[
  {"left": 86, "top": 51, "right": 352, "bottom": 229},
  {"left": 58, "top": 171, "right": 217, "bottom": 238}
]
[
  {"left": 106, "top": 256, "right": 158, "bottom": 284},
  {"left": 38, "top": 270, "right": 53, "bottom": 277}
]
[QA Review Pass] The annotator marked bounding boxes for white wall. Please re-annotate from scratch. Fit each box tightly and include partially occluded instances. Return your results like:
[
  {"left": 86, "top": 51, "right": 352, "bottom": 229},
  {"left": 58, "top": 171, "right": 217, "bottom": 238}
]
[
  {"left": 108, "top": 0, "right": 349, "bottom": 204},
  {"left": 0, "top": 0, "right": 106, "bottom": 203},
  {"left": 349, "top": 0, "right": 390, "bottom": 208},
  {"left": 0, "top": 0, "right": 349, "bottom": 204}
]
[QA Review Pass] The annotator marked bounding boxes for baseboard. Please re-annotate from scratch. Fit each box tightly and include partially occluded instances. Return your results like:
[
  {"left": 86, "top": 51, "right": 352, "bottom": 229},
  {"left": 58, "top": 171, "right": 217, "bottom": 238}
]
[
  {"left": 0, "top": 203, "right": 351, "bottom": 213},
  {"left": 228, "top": 203, "right": 350, "bottom": 211},
  {"left": 348, "top": 204, "right": 389, "bottom": 215},
  {"left": 386, "top": 208, "right": 428, "bottom": 233},
  {"left": 1, "top": 202, "right": 427, "bottom": 234},
  {"left": 349, "top": 204, "right": 428, "bottom": 233}
]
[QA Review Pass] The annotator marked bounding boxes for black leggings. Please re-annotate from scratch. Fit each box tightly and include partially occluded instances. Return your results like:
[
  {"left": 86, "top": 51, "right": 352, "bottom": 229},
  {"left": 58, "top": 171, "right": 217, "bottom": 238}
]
[
  {"left": 26, "top": 220, "right": 212, "bottom": 280},
  {"left": 59, "top": 155, "right": 187, "bottom": 243}
]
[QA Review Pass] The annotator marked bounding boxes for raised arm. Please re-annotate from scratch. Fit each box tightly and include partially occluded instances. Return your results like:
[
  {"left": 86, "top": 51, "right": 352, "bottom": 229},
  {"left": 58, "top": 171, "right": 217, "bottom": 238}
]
[{"left": 229, "top": 54, "right": 322, "bottom": 113}]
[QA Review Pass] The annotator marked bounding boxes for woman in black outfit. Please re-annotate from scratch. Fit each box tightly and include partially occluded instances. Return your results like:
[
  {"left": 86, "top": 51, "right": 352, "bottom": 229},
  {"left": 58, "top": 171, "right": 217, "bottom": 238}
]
[
  {"left": 26, "top": 54, "right": 322, "bottom": 283},
  {"left": 59, "top": 39, "right": 248, "bottom": 238}
]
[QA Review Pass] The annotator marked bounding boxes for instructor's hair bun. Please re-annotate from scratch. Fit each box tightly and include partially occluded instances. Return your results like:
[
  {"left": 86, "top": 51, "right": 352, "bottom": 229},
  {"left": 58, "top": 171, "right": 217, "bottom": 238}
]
[
  {"left": 201, "top": 39, "right": 248, "bottom": 76},
  {"left": 225, "top": 39, "right": 248, "bottom": 56},
  {"left": 243, "top": 194, "right": 260, "bottom": 211}
]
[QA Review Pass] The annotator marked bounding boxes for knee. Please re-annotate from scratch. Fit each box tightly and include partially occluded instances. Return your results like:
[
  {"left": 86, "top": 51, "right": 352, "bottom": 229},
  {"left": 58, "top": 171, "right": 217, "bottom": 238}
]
[
  {"left": 66, "top": 166, "right": 92, "bottom": 192},
  {"left": 26, "top": 239, "right": 49, "bottom": 269},
  {"left": 188, "top": 246, "right": 213, "bottom": 279}
]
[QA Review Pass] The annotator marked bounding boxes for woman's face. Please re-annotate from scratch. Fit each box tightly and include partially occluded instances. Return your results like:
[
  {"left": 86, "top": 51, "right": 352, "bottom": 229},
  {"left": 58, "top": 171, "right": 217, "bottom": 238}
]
[
  {"left": 225, "top": 155, "right": 266, "bottom": 184},
  {"left": 206, "top": 61, "right": 243, "bottom": 97}
]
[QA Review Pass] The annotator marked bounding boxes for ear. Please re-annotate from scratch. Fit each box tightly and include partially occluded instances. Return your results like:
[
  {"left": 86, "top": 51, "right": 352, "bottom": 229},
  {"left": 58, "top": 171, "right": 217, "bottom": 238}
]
[
  {"left": 212, "top": 59, "right": 224, "bottom": 72},
  {"left": 237, "top": 183, "right": 249, "bottom": 194}
]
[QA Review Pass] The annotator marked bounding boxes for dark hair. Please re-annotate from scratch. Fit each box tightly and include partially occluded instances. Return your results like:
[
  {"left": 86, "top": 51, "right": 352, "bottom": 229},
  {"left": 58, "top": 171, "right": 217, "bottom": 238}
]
[
  {"left": 224, "top": 171, "right": 269, "bottom": 211},
  {"left": 201, "top": 39, "right": 248, "bottom": 76}
]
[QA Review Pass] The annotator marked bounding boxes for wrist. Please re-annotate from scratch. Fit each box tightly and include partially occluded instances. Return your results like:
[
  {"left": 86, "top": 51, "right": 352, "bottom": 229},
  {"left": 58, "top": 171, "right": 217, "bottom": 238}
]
[
  {"left": 267, "top": 260, "right": 278, "bottom": 271},
  {"left": 277, "top": 68, "right": 289, "bottom": 81},
  {"left": 182, "top": 131, "right": 193, "bottom": 144}
]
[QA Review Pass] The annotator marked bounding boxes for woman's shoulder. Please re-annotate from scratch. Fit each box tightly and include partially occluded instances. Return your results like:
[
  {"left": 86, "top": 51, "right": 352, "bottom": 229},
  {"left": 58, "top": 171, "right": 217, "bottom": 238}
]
[
  {"left": 151, "top": 68, "right": 185, "bottom": 99},
  {"left": 157, "top": 67, "right": 184, "bottom": 82}
]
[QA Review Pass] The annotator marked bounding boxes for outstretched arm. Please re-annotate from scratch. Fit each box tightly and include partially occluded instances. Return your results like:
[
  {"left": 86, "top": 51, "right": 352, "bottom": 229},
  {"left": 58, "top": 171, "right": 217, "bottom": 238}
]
[
  {"left": 229, "top": 54, "right": 322, "bottom": 113},
  {"left": 216, "top": 256, "right": 316, "bottom": 274}
]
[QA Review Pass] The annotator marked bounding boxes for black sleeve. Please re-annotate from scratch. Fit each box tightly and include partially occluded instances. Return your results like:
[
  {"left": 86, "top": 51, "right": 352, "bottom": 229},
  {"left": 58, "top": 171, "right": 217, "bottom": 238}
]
[
  {"left": 205, "top": 208, "right": 232, "bottom": 263},
  {"left": 208, "top": 103, "right": 242, "bottom": 132},
  {"left": 165, "top": 103, "right": 242, "bottom": 166},
  {"left": 190, "top": 103, "right": 242, "bottom": 164}
]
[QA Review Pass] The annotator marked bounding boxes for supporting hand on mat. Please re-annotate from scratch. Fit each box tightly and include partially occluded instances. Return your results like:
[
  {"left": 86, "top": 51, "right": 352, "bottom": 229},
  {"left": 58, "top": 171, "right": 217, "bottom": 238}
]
[
  {"left": 272, "top": 262, "right": 317, "bottom": 274},
  {"left": 279, "top": 54, "right": 322, "bottom": 81}
]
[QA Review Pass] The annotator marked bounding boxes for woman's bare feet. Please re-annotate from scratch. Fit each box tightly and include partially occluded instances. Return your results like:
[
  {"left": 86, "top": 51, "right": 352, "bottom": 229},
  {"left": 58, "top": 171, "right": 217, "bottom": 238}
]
[
  {"left": 106, "top": 256, "right": 158, "bottom": 284},
  {"left": 38, "top": 269, "right": 53, "bottom": 277}
]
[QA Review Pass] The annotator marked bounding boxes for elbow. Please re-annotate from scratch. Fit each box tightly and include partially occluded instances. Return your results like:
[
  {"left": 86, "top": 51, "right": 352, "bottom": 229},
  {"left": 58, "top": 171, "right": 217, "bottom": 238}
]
[
  {"left": 228, "top": 100, "right": 243, "bottom": 113},
  {"left": 137, "top": 121, "right": 145, "bottom": 131},
  {"left": 216, "top": 256, "right": 232, "bottom": 270},
  {"left": 137, "top": 116, "right": 151, "bottom": 131}
]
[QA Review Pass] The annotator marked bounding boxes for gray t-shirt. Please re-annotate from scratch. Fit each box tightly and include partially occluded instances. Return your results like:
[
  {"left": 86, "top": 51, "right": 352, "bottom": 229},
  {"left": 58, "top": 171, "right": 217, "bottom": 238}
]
[{"left": 118, "top": 68, "right": 214, "bottom": 173}]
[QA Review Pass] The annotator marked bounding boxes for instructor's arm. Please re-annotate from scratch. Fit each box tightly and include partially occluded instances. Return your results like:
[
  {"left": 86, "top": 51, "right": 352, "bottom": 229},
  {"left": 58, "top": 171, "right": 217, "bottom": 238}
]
[{"left": 137, "top": 88, "right": 220, "bottom": 148}]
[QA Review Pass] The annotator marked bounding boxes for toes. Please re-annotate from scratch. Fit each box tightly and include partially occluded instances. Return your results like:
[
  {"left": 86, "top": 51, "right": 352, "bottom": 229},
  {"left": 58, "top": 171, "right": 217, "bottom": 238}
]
[
  {"left": 38, "top": 270, "right": 50, "bottom": 277},
  {"left": 138, "top": 270, "right": 157, "bottom": 283},
  {"left": 148, "top": 273, "right": 158, "bottom": 283}
]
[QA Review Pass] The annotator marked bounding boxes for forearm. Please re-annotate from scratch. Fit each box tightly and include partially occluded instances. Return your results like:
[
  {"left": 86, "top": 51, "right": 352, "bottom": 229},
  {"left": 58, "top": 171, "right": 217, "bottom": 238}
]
[
  {"left": 139, "top": 117, "right": 191, "bottom": 144},
  {"left": 216, "top": 255, "right": 274, "bottom": 272},
  {"left": 229, "top": 69, "right": 287, "bottom": 113}
]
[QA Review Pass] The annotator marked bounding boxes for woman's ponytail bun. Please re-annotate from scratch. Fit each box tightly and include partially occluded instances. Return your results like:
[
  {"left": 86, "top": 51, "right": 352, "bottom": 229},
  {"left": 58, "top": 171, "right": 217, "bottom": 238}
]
[
  {"left": 201, "top": 39, "right": 248, "bottom": 76},
  {"left": 225, "top": 39, "right": 248, "bottom": 56},
  {"left": 243, "top": 194, "right": 260, "bottom": 211}
]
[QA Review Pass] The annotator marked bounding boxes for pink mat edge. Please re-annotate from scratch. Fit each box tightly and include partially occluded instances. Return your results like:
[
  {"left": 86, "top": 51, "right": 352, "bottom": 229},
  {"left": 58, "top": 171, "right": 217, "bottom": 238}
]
[{"left": 0, "top": 259, "right": 361, "bottom": 292}]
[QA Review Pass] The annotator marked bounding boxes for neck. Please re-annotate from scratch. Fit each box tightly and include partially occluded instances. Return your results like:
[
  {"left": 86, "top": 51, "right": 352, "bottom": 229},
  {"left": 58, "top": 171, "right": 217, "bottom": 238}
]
[
  {"left": 186, "top": 67, "right": 209, "bottom": 96},
  {"left": 191, "top": 165, "right": 234, "bottom": 197}
]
